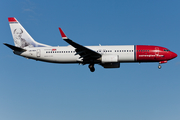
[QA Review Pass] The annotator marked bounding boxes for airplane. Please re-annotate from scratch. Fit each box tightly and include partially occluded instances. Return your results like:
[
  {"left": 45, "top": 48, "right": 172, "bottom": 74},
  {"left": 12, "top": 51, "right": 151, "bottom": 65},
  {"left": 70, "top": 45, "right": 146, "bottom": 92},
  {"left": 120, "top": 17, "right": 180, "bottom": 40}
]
[{"left": 4, "top": 17, "right": 177, "bottom": 72}]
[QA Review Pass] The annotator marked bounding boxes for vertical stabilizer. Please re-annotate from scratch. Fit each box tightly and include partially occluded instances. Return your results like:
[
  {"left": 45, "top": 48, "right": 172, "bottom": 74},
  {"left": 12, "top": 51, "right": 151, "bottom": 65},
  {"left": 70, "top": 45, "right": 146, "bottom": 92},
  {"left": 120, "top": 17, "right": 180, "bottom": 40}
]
[{"left": 8, "top": 17, "right": 50, "bottom": 48}]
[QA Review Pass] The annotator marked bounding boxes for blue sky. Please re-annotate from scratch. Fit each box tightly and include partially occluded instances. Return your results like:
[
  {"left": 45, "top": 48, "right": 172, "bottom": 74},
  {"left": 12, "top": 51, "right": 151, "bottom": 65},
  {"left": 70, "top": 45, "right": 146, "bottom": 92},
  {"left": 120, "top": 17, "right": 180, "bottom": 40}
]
[{"left": 1, "top": 0, "right": 180, "bottom": 120}]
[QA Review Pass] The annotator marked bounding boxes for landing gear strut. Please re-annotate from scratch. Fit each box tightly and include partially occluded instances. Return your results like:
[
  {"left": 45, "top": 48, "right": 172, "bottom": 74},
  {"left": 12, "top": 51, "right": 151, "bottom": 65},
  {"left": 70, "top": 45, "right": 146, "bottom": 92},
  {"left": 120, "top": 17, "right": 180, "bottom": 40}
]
[
  {"left": 89, "top": 64, "right": 95, "bottom": 72},
  {"left": 158, "top": 64, "right": 162, "bottom": 69}
]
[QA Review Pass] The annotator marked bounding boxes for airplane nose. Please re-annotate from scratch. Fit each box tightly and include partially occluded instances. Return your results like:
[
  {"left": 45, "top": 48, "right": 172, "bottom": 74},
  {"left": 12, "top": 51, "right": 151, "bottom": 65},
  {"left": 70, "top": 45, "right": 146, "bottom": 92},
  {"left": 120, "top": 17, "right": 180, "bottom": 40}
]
[{"left": 172, "top": 52, "right": 177, "bottom": 59}]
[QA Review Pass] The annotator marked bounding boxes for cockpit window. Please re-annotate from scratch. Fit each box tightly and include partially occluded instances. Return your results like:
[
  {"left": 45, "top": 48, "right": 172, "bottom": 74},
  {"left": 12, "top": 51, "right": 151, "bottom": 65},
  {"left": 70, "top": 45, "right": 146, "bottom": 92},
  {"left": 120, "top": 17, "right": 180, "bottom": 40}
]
[{"left": 164, "top": 49, "right": 170, "bottom": 52}]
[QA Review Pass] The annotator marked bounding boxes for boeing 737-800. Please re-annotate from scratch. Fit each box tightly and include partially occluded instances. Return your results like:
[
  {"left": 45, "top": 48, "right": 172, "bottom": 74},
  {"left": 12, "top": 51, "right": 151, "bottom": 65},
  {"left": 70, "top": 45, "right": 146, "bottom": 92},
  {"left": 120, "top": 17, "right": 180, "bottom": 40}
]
[{"left": 4, "top": 17, "right": 177, "bottom": 72}]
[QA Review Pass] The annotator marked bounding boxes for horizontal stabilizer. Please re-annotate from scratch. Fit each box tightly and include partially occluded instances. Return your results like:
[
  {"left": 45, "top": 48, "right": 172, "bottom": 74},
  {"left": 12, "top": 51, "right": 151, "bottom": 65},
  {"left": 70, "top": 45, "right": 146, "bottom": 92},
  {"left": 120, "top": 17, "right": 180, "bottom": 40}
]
[{"left": 3, "top": 43, "right": 26, "bottom": 52}]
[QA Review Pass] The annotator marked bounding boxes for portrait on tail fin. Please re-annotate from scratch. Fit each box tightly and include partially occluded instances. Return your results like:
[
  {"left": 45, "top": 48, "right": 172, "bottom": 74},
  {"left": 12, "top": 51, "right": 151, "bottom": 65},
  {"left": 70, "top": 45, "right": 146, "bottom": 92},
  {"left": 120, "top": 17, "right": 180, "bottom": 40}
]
[
  {"left": 13, "top": 28, "right": 33, "bottom": 48},
  {"left": 8, "top": 17, "right": 50, "bottom": 49}
]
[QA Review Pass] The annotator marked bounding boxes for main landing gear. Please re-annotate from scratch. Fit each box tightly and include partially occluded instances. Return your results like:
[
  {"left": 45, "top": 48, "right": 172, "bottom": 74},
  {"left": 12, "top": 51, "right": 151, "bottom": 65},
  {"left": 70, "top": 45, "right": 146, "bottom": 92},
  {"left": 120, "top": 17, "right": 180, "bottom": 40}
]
[{"left": 89, "top": 64, "right": 95, "bottom": 72}]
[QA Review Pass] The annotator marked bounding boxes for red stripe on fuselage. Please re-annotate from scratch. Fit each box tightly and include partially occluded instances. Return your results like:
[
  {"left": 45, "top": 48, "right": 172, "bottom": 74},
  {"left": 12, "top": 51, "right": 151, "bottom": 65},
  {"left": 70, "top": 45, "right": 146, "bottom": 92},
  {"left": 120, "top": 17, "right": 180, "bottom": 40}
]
[{"left": 135, "top": 45, "right": 174, "bottom": 62}]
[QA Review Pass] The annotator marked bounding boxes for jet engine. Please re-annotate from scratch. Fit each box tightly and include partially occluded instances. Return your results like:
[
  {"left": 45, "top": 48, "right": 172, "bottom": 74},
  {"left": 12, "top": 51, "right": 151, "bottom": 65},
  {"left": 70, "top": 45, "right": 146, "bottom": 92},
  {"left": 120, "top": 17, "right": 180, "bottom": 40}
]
[{"left": 100, "top": 55, "right": 120, "bottom": 68}]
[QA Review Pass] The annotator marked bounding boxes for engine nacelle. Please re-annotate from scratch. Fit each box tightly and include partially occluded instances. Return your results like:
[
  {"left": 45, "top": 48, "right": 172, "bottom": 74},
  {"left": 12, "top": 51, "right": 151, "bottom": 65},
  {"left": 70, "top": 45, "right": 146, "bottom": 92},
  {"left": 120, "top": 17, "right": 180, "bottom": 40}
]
[
  {"left": 100, "top": 55, "right": 120, "bottom": 68},
  {"left": 101, "top": 55, "right": 119, "bottom": 63},
  {"left": 101, "top": 62, "right": 120, "bottom": 68}
]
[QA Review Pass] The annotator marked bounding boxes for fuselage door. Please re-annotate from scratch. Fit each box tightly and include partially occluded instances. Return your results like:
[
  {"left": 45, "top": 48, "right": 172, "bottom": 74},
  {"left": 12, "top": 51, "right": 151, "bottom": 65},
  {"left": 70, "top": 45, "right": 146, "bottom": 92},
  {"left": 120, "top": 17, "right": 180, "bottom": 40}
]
[
  {"left": 37, "top": 49, "right": 41, "bottom": 57},
  {"left": 155, "top": 47, "right": 159, "bottom": 58},
  {"left": 155, "top": 47, "right": 159, "bottom": 55}
]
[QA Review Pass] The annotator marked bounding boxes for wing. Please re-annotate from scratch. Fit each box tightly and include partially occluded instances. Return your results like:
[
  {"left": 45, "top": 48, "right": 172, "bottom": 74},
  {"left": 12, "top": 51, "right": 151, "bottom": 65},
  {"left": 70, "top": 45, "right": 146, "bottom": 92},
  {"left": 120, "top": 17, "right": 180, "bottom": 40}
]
[{"left": 59, "top": 28, "right": 101, "bottom": 63}]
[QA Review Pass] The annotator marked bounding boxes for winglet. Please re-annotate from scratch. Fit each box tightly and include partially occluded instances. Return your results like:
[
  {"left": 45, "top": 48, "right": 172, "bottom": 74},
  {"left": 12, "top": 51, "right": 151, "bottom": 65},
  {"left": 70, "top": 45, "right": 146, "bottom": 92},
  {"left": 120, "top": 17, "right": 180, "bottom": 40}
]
[
  {"left": 8, "top": 17, "right": 18, "bottom": 23},
  {"left": 59, "top": 28, "right": 68, "bottom": 39}
]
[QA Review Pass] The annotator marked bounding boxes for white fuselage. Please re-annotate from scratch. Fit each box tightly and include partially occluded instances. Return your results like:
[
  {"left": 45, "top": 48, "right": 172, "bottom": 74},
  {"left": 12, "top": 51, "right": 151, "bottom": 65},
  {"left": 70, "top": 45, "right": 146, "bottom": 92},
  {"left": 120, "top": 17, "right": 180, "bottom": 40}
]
[{"left": 15, "top": 45, "right": 135, "bottom": 63}]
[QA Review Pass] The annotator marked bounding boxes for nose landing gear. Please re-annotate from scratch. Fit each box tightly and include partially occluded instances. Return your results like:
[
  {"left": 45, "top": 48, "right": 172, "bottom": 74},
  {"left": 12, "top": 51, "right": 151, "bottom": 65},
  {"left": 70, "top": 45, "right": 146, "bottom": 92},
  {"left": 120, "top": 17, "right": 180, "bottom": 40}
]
[
  {"left": 89, "top": 64, "right": 95, "bottom": 72},
  {"left": 158, "top": 61, "right": 167, "bottom": 69},
  {"left": 158, "top": 64, "right": 162, "bottom": 69}
]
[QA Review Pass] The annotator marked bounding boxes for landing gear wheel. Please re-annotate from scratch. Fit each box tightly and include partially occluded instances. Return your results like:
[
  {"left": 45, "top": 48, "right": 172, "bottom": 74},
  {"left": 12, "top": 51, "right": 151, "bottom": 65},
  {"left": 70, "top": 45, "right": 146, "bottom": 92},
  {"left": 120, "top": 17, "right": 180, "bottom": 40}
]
[
  {"left": 89, "top": 64, "right": 95, "bottom": 72},
  {"left": 158, "top": 65, "right": 161, "bottom": 69}
]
